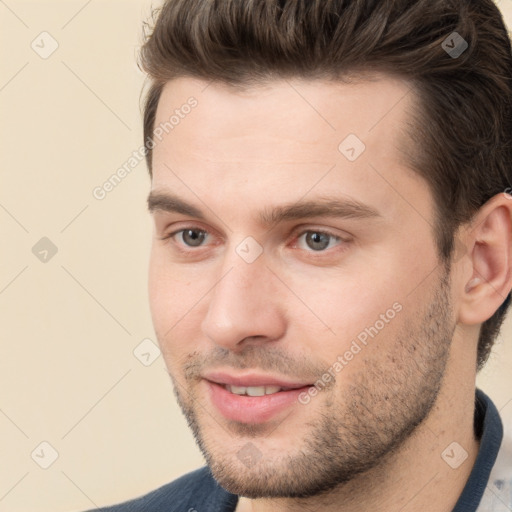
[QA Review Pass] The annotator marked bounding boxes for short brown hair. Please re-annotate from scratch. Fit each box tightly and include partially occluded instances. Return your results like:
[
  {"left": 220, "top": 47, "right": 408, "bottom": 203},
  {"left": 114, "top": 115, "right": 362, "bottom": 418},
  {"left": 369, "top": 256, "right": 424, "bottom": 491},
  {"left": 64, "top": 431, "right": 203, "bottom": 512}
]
[{"left": 139, "top": 0, "right": 512, "bottom": 370}]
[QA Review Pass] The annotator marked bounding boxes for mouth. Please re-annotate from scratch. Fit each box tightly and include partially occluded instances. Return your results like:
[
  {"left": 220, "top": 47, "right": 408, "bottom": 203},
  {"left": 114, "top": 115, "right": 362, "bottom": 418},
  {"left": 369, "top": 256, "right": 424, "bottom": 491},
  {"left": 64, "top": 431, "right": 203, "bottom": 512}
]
[
  {"left": 202, "top": 370, "right": 313, "bottom": 390},
  {"left": 221, "top": 383, "right": 304, "bottom": 396},
  {"left": 204, "top": 377, "right": 314, "bottom": 424}
]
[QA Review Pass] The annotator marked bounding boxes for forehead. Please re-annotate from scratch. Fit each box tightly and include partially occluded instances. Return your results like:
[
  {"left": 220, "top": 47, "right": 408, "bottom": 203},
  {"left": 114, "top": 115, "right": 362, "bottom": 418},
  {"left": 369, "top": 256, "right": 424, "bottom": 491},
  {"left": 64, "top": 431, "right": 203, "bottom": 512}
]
[
  {"left": 152, "top": 73, "right": 416, "bottom": 168},
  {"left": 149, "top": 74, "right": 432, "bottom": 230}
]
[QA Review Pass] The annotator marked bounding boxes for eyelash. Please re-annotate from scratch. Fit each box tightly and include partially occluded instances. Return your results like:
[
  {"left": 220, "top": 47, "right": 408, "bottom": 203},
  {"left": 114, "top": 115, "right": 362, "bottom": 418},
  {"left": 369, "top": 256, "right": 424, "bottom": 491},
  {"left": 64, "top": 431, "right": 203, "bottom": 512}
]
[{"left": 159, "top": 226, "right": 348, "bottom": 255}]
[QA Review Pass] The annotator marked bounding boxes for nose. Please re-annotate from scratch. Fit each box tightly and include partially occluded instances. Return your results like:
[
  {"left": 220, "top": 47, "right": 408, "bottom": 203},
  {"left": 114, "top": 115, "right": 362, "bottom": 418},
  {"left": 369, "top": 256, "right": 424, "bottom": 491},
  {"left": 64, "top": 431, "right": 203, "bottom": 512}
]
[{"left": 200, "top": 249, "right": 287, "bottom": 351}]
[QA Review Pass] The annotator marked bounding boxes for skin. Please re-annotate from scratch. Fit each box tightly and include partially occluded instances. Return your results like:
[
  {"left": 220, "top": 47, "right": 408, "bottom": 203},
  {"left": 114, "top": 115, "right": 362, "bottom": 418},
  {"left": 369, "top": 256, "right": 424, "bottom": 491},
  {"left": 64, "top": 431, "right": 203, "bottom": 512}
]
[{"left": 147, "top": 74, "right": 512, "bottom": 512}]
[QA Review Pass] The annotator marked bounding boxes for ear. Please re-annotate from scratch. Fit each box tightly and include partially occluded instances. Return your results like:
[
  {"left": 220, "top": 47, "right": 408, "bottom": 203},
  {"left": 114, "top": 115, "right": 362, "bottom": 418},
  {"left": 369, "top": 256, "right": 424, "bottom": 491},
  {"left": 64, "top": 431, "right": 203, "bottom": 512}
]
[{"left": 456, "top": 192, "right": 512, "bottom": 325}]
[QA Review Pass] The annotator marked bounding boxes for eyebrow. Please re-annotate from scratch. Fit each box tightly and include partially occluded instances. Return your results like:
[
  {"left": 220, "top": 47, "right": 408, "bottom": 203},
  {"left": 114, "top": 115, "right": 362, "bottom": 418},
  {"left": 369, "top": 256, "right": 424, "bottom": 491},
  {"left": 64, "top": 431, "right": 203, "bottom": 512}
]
[{"left": 147, "top": 190, "right": 382, "bottom": 227}]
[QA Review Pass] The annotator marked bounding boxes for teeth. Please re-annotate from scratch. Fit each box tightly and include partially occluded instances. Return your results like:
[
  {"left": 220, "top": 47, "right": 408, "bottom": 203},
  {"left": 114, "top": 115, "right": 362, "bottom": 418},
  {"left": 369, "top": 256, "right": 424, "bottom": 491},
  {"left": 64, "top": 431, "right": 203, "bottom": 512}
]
[
  {"left": 226, "top": 385, "right": 284, "bottom": 396},
  {"left": 246, "top": 386, "right": 266, "bottom": 397},
  {"left": 230, "top": 385, "right": 248, "bottom": 395},
  {"left": 264, "top": 385, "right": 282, "bottom": 395}
]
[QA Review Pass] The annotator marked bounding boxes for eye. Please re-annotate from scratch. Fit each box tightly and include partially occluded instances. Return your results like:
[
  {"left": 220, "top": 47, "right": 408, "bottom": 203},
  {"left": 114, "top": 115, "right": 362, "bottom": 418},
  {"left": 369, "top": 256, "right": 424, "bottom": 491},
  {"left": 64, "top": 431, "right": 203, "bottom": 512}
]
[
  {"left": 160, "top": 226, "right": 347, "bottom": 255},
  {"left": 295, "top": 230, "right": 342, "bottom": 252},
  {"left": 167, "top": 228, "right": 209, "bottom": 248}
]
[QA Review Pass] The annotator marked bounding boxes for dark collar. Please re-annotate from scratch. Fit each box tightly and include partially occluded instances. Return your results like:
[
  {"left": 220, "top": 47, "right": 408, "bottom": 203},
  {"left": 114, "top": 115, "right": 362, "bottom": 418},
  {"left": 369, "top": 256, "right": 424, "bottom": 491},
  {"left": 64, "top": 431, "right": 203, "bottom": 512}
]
[{"left": 451, "top": 388, "right": 504, "bottom": 511}]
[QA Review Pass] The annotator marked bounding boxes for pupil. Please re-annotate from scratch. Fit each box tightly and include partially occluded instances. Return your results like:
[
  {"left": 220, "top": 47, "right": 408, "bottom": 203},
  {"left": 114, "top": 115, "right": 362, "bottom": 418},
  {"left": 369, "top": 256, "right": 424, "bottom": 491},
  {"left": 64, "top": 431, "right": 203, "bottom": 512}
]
[
  {"left": 307, "top": 232, "right": 329, "bottom": 251},
  {"left": 184, "top": 229, "right": 205, "bottom": 246}
]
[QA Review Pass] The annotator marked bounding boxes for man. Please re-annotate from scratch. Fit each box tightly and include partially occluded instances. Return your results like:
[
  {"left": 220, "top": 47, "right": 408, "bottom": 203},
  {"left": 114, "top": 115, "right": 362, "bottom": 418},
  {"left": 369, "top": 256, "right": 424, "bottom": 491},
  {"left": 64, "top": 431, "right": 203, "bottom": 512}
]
[{"left": 90, "top": 0, "right": 512, "bottom": 510}]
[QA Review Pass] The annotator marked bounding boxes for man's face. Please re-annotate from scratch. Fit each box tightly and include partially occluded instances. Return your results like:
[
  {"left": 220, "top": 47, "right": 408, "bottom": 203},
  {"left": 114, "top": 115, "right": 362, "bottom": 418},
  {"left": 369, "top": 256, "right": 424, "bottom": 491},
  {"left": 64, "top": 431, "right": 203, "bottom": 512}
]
[{"left": 148, "top": 75, "right": 456, "bottom": 498}]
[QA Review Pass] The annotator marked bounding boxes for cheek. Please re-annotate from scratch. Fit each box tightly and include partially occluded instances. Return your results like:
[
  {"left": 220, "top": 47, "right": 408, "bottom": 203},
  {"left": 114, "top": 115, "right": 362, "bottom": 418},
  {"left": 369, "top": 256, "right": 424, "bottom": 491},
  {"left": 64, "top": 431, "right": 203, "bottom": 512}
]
[
  {"left": 148, "top": 264, "right": 189, "bottom": 373},
  {"left": 148, "top": 247, "right": 168, "bottom": 327},
  {"left": 148, "top": 247, "right": 190, "bottom": 341},
  {"left": 285, "top": 267, "right": 406, "bottom": 369},
  {"left": 148, "top": 247, "right": 211, "bottom": 362},
  {"left": 288, "top": 268, "right": 394, "bottom": 331}
]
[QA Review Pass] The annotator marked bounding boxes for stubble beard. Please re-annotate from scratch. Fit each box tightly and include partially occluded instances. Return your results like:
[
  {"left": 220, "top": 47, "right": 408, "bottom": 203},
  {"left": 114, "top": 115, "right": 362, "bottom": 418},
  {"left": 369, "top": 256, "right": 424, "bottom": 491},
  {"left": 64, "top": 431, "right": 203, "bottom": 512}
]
[{"left": 168, "top": 268, "right": 454, "bottom": 499}]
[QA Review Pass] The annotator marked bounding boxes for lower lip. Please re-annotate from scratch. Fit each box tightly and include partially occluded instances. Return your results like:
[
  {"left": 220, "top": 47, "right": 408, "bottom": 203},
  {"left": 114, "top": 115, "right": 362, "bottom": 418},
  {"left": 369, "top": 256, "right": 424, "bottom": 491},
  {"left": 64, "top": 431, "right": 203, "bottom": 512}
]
[{"left": 205, "top": 380, "right": 312, "bottom": 424}]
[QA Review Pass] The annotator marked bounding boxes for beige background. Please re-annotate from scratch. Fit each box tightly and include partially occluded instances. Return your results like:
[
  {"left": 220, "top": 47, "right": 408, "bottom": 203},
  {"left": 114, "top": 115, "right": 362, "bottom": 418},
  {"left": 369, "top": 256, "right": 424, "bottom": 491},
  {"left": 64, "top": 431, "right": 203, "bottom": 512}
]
[{"left": 1, "top": 1, "right": 511, "bottom": 510}]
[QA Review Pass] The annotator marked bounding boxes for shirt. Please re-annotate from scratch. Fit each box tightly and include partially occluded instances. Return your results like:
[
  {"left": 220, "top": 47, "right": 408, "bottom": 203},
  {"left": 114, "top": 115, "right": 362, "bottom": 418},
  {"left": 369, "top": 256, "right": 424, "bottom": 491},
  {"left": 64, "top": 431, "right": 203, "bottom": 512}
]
[{"left": 89, "top": 388, "right": 510, "bottom": 512}]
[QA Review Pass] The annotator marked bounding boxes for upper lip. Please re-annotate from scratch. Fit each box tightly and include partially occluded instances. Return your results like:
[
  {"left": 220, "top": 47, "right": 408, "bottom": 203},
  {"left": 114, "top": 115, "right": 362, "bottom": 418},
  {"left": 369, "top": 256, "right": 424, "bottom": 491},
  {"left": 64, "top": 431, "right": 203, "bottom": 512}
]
[{"left": 203, "top": 370, "right": 313, "bottom": 389}]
